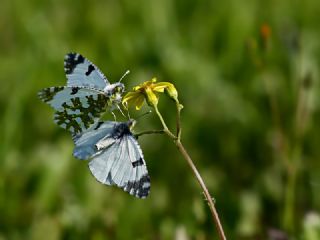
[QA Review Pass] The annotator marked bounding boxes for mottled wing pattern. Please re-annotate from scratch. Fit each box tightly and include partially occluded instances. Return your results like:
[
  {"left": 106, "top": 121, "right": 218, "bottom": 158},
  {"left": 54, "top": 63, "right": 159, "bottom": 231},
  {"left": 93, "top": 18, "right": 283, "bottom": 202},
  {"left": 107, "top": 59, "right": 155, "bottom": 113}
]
[
  {"left": 38, "top": 86, "right": 110, "bottom": 133},
  {"left": 37, "top": 53, "right": 124, "bottom": 133},
  {"left": 73, "top": 121, "right": 150, "bottom": 198},
  {"left": 38, "top": 86, "right": 104, "bottom": 109},
  {"left": 64, "top": 53, "right": 109, "bottom": 89}
]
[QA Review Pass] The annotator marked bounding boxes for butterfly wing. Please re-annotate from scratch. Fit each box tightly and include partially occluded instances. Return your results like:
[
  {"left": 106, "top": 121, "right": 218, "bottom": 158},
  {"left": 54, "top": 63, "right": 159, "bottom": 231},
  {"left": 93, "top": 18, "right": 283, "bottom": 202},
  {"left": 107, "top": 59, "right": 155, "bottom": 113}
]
[
  {"left": 88, "top": 134, "right": 150, "bottom": 198},
  {"left": 74, "top": 121, "right": 150, "bottom": 198},
  {"left": 38, "top": 53, "right": 125, "bottom": 133},
  {"left": 64, "top": 53, "right": 109, "bottom": 89},
  {"left": 72, "top": 121, "right": 117, "bottom": 160},
  {"left": 38, "top": 86, "right": 105, "bottom": 109},
  {"left": 38, "top": 86, "right": 110, "bottom": 133}
]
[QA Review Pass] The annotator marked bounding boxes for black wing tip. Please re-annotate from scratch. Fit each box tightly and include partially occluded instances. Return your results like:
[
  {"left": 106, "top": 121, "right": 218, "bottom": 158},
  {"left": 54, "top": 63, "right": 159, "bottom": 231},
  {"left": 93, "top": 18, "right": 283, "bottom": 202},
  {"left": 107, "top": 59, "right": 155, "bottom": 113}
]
[
  {"left": 123, "top": 174, "right": 151, "bottom": 199},
  {"left": 123, "top": 188, "right": 150, "bottom": 199},
  {"left": 64, "top": 52, "right": 85, "bottom": 74},
  {"left": 37, "top": 90, "right": 46, "bottom": 101},
  {"left": 65, "top": 52, "right": 82, "bottom": 59},
  {"left": 88, "top": 170, "right": 151, "bottom": 199}
]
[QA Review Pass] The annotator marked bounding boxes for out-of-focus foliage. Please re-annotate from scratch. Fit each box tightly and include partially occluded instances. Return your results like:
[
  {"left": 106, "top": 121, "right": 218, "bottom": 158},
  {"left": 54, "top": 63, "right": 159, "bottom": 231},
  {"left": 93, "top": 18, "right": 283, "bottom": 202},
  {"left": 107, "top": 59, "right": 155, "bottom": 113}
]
[{"left": 1, "top": 0, "right": 320, "bottom": 239}]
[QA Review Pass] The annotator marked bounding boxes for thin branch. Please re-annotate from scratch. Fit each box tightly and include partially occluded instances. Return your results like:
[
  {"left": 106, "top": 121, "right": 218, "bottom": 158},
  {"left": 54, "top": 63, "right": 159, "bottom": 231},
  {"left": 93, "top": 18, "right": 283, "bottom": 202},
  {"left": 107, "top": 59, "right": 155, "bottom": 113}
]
[
  {"left": 135, "top": 130, "right": 165, "bottom": 138},
  {"left": 175, "top": 140, "right": 226, "bottom": 240},
  {"left": 154, "top": 106, "right": 177, "bottom": 139},
  {"left": 153, "top": 104, "right": 226, "bottom": 240},
  {"left": 176, "top": 101, "right": 182, "bottom": 140}
]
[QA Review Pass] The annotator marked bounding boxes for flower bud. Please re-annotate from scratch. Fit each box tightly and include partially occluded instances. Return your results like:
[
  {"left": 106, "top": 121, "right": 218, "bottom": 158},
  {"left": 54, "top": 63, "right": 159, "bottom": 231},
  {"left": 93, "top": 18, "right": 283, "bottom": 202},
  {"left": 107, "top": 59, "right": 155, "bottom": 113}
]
[{"left": 164, "top": 83, "right": 178, "bottom": 102}]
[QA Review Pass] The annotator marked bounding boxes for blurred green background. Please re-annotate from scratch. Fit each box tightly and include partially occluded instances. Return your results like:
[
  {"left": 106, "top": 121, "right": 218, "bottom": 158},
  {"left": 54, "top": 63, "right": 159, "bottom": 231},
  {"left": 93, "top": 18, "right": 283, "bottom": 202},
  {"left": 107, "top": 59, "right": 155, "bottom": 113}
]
[{"left": 1, "top": 0, "right": 320, "bottom": 239}]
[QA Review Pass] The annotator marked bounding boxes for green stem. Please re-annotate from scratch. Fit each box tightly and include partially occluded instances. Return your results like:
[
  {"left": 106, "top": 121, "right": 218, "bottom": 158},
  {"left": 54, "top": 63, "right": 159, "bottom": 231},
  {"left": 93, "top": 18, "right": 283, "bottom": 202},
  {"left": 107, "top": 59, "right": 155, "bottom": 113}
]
[
  {"left": 154, "top": 105, "right": 176, "bottom": 139},
  {"left": 175, "top": 140, "right": 226, "bottom": 240},
  {"left": 176, "top": 101, "right": 182, "bottom": 140},
  {"left": 135, "top": 130, "right": 165, "bottom": 138}
]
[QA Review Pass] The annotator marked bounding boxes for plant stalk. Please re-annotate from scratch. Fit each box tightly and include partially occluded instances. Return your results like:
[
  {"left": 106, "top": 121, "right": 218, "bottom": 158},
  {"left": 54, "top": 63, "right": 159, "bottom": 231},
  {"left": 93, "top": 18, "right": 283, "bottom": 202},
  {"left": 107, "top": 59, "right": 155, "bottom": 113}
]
[
  {"left": 175, "top": 140, "right": 226, "bottom": 240},
  {"left": 154, "top": 104, "right": 226, "bottom": 240},
  {"left": 135, "top": 130, "right": 165, "bottom": 138}
]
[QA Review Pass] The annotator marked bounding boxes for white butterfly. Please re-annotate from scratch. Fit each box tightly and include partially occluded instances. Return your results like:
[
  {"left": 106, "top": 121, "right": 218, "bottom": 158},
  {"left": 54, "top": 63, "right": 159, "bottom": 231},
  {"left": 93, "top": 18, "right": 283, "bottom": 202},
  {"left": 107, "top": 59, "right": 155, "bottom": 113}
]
[
  {"left": 73, "top": 119, "right": 151, "bottom": 198},
  {"left": 38, "top": 53, "right": 125, "bottom": 134}
]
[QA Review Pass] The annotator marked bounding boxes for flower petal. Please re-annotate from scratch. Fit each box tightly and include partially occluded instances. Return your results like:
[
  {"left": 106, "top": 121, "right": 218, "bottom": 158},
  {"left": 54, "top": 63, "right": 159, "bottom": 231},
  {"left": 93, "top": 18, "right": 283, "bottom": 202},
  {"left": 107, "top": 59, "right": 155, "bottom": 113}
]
[
  {"left": 145, "top": 87, "right": 158, "bottom": 107},
  {"left": 152, "top": 82, "right": 170, "bottom": 93},
  {"left": 122, "top": 91, "right": 141, "bottom": 107},
  {"left": 122, "top": 92, "right": 137, "bottom": 101},
  {"left": 133, "top": 78, "right": 157, "bottom": 91},
  {"left": 135, "top": 95, "right": 145, "bottom": 110}
]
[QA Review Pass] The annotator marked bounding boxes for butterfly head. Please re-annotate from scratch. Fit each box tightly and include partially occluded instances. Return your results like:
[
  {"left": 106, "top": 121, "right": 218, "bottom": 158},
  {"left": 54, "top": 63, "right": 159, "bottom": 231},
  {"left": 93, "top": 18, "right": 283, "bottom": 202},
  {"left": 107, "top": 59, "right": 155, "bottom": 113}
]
[
  {"left": 104, "top": 82, "right": 125, "bottom": 103},
  {"left": 127, "top": 119, "right": 137, "bottom": 130},
  {"left": 114, "top": 82, "right": 125, "bottom": 96},
  {"left": 112, "top": 119, "right": 136, "bottom": 139}
]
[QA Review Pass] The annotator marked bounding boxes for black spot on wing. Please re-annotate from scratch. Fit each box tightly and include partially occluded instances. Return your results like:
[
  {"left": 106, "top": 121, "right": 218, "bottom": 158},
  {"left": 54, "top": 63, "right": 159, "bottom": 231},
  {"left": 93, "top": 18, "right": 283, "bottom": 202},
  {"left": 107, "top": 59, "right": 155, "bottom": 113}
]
[
  {"left": 64, "top": 53, "right": 85, "bottom": 74},
  {"left": 85, "top": 64, "right": 95, "bottom": 76},
  {"left": 38, "top": 86, "right": 64, "bottom": 102},
  {"left": 132, "top": 158, "right": 144, "bottom": 168},
  {"left": 94, "top": 121, "right": 104, "bottom": 130},
  {"left": 71, "top": 87, "right": 79, "bottom": 95}
]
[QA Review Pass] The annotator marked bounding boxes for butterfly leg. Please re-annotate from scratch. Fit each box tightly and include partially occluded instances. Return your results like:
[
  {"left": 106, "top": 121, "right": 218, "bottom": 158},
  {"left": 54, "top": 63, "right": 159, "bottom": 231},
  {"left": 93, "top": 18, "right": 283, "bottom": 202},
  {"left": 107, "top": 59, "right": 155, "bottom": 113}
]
[
  {"left": 117, "top": 105, "right": 127, "bottom": 118},
  {"left": 111, "top": 111, "right": 117, "bottom": 121}
]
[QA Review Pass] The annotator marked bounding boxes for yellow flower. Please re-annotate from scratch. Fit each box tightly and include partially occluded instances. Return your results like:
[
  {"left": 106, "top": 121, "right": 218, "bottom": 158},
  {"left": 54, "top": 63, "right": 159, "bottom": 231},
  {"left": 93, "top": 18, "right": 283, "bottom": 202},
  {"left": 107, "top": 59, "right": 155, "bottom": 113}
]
[
  {"left": 122, "top": 91, "right": 146, "bottom": 110},
  {"left": 122, "top": 78, "right": 178, "bottom": 110}
]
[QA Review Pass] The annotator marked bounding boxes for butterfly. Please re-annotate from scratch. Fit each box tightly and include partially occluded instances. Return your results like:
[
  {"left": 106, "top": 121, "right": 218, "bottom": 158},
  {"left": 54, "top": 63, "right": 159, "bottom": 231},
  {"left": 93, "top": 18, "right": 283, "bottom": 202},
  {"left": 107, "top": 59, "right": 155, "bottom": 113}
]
[
  {"left": 72, "top": 119, "right": 150, "bottom": 198},
  {"left": 38, "top": 53, "right": 125, "bottom": 134}
]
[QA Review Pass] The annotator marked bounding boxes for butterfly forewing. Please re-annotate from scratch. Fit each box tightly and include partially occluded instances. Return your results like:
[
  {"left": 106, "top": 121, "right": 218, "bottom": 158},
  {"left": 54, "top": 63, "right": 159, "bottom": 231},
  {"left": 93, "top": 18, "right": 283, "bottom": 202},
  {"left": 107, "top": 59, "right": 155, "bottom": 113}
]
[{"left": 64, "top": 53, "right": 109, "bottom": 89}]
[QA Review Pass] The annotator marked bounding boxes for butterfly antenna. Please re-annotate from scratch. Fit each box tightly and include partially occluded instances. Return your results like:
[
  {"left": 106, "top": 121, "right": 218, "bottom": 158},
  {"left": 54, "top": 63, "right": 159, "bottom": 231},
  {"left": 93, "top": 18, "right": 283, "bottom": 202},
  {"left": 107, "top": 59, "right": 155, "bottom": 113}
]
[{"left": 119, "top": 70, "right": 130, "bottom": 82}]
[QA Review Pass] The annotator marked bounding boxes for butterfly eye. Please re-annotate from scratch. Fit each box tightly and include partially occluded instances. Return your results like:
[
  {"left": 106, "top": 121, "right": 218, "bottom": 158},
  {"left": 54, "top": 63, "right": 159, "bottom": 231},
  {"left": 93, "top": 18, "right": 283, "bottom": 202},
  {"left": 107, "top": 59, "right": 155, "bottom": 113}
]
[{"left": 115, "top": 86, "right": 124, "bottom": 94}]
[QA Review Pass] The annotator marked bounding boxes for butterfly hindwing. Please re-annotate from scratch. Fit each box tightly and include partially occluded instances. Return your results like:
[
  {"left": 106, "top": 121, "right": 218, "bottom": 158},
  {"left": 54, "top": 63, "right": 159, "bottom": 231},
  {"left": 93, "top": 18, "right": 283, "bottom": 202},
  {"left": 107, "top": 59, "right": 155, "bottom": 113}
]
[
  {"left": 64, "top": 53, "right": 109, "bottom": 89},
  {"left": 88, "top": 132, "right": 150, "bottom": 198},
  {"left": 73, "top": 120, "right": 150, "bottom": 198}
]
